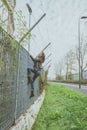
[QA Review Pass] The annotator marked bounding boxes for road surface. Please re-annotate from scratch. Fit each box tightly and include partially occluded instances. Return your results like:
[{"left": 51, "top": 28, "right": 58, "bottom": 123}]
[{"left": 50, "top": 82, "right": 87, "bottom": 96}]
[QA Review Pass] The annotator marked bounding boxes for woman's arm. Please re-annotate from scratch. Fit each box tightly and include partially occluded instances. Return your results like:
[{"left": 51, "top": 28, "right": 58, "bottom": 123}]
[{"left": 30, "top": 55, "right": 35, "bottom": 62}]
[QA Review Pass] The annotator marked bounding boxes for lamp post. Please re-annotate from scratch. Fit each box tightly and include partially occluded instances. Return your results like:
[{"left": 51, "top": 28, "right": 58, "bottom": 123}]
[
  {"left": 26, "top": 3, "right": 32, "bottom": 52},
  {"left": 78, "top": 16, "right": 87, "bottom": 89}
]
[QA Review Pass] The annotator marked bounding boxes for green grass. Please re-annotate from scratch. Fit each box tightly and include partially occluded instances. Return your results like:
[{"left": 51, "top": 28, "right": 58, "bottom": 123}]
[{"left": 32, "top": 84, "right": 87, "bottom": 130}]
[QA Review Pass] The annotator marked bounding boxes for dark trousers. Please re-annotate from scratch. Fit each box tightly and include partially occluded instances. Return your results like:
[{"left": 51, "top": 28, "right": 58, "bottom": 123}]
[{"left": 28, "top": 68, "right": 41, "bottom": 90}]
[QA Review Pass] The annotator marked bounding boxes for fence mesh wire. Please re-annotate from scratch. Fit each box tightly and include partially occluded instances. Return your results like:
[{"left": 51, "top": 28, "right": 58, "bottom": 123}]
[{"left": 0, "top": 27, "right": 41, "bottom": 130}]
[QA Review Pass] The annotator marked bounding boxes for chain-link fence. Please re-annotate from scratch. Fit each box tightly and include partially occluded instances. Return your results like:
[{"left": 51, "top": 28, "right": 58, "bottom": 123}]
[{"left": 0, "top": 27, "right": 41, "bottom": 130}]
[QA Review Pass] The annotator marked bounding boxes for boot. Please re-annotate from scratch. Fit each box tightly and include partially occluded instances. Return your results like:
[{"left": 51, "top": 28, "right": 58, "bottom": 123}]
[{"left": 30, "top": 90, "right": 34, "bottom": 98}]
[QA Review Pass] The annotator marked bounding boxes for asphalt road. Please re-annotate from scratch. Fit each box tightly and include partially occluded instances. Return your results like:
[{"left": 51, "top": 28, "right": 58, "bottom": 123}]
[{"left": 50, "top": 82, "right": 87, "bottom": 96}]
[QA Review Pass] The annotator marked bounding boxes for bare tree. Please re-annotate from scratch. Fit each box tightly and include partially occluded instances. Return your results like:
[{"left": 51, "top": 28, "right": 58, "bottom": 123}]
[
  {"left": 64, "top": 49, "right": 75, "bottom": 80},
  {"left": 54, "top": 61, "right": 64, "bottom": 80},
  {"left": 76, "top": 39, "right": 87, "bottom": 80},
  {"left": 2, "top": 0, "right": 16, "bottom": 35}
]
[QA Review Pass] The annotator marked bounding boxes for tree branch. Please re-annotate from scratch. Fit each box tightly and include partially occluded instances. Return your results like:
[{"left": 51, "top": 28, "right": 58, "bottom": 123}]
[{"left": 2, "top": 0, "right": 12, "bottom": 12}]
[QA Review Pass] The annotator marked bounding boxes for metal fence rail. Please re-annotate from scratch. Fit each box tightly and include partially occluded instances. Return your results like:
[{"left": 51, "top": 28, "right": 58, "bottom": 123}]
[{"left": 0, "top": 27, "right": 41, "bottom": 130}]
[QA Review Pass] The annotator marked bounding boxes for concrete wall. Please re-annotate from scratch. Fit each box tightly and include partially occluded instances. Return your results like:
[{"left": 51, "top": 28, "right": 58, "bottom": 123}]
[{"left": 9, "top": 91, "right": 45, "bottom": 130}]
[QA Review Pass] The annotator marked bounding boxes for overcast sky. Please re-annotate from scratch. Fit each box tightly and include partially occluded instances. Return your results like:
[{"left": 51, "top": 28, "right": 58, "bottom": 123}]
[{"left": 16, "top": 0, "right": 87, "bottom": 79}]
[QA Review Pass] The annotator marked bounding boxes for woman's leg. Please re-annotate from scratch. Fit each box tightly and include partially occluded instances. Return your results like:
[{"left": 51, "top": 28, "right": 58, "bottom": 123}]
[
  {"left": 28, "top": 68, "right": 36, "bottom": 97},
  {"left": 29, "top": 69, "right": 41, "bottom": 98},
  {"left": 30, "top": 81, "right": 34, "bottom": 98},
  {"left": 27, "top": 68, "right": 35, "bottom": 84},
  {"left": 33, "top": 70, "right": 41, "bottom": 81}
]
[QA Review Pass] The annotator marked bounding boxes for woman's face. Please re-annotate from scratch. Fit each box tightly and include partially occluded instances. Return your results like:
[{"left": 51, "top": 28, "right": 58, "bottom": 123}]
[{"left": 38, "top": 52, "right": 43, "bottom": 57}]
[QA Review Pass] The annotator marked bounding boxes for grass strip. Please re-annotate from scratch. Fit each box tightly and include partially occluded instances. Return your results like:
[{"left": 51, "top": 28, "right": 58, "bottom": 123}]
[{"left": 32, "top": 83, "right": 87, "bottom": 130}]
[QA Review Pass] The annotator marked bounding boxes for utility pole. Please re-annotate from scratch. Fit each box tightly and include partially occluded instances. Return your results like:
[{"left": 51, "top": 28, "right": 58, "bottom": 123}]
[
  {"left": 78, "top": 16, "right": 87, "bottom": 89},
  {"left": 78, "top": 17, "right": 81, "bottom": 89},
  {"left": 26, "top": 3, "right": 32, "bottom": 52}
]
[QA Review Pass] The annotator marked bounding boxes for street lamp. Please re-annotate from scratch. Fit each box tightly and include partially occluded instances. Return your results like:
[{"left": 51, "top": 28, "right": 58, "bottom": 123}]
[
  {"left": 26, "top": 3, "right": 32, "bottom": 52},
  {"left": 78, "top": 16, "right": 87, "bottom": 89}
]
